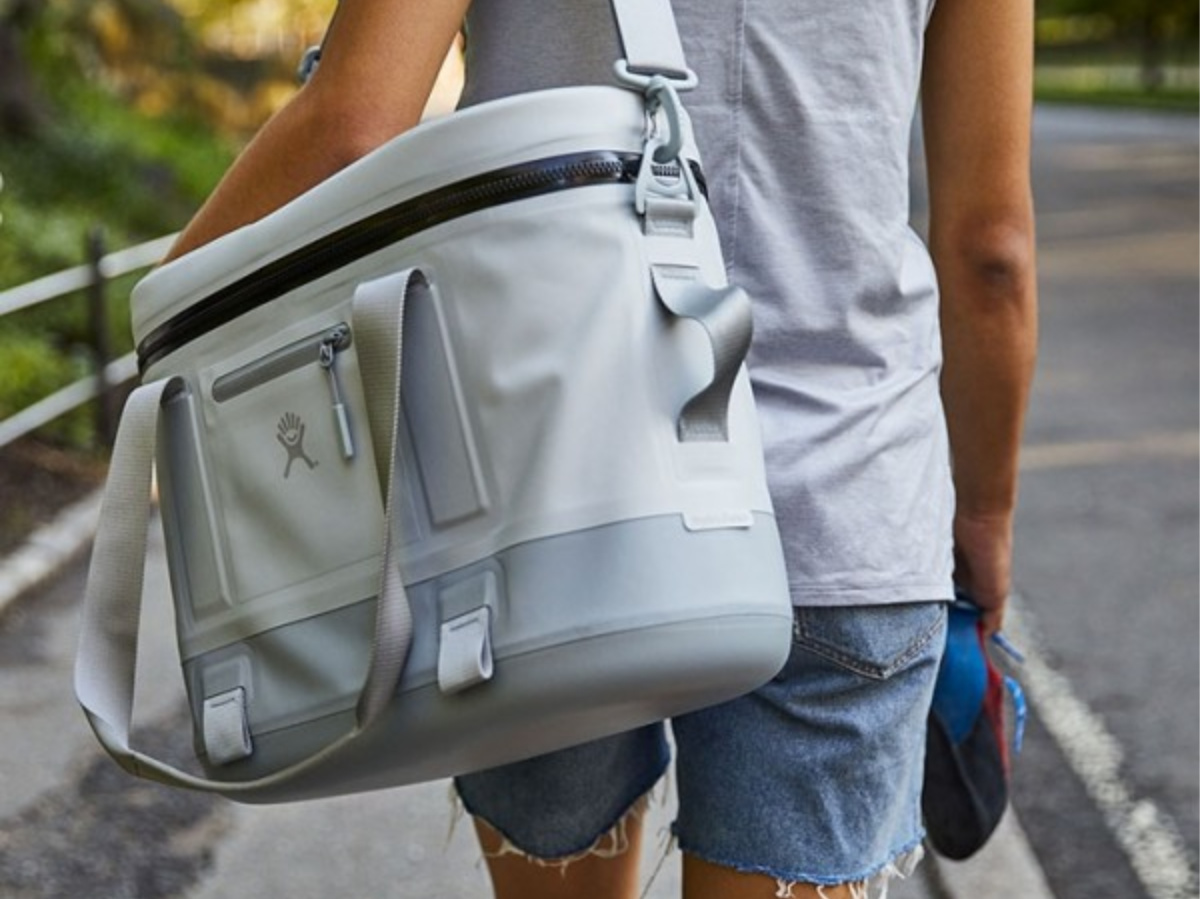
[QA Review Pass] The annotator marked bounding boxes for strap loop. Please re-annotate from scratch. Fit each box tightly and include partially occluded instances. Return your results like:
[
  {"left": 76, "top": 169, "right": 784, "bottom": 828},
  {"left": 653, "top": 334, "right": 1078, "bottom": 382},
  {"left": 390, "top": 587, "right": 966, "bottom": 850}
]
[
  {"left": 203, "top": 688, "right": 254, "bottom": 766},
  {"left": 438, "top": 607, "right": 495, "bottom": 694}
]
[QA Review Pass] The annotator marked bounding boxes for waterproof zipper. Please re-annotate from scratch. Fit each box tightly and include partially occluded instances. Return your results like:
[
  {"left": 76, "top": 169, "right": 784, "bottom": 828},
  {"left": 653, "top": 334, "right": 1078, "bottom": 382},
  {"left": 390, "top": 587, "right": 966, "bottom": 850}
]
[
  {"left": 137, "top": 150, "right": 703, "bottom": 372},
  {"left": 212, "top": 323, "right": 356, "bottom": 459}
]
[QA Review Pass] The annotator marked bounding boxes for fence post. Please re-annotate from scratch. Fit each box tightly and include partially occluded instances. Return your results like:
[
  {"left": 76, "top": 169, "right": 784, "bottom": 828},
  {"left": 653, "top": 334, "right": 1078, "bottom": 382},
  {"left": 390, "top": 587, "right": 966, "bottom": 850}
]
[{"left": 86, "top": 228, "right": 116, "bottom": 448}]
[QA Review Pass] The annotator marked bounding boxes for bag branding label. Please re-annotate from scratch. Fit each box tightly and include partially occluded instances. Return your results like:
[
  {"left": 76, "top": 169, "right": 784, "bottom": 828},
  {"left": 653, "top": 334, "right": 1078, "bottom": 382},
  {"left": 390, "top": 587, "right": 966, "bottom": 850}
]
[
  {"left": 276, "top": 412, "right": 319, "bottom": 478},
  {"left": 682, "top": 509, "right": 755, "bottom": 532}
]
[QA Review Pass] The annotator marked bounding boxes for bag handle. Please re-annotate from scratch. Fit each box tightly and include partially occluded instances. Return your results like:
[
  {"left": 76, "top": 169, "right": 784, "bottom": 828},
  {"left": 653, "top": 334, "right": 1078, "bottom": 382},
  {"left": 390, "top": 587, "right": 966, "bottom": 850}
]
[
  {"left": 650, "top": 267, "right": 752, "bottom": 443},
  {"left": 73, "top": 270, "right": 426, "bottom": 795}
]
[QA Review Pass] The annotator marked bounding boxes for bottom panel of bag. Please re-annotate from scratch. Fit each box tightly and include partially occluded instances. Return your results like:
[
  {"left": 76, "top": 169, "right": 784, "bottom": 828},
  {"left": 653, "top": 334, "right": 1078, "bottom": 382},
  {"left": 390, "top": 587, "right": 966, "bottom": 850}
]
[{"left": 182, "top": 511, "right": 793, "bottom": 803}]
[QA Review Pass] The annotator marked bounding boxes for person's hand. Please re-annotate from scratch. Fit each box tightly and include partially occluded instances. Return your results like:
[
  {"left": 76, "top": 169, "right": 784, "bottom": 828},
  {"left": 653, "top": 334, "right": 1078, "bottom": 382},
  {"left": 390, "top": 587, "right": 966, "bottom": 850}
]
[{"left": 952, "top": 510, "right": 1014, "bottom": 636}]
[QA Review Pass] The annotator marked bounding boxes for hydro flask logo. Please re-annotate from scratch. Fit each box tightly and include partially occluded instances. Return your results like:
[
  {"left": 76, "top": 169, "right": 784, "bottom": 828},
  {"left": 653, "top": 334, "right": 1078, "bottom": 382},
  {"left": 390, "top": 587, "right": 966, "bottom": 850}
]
[{"left": 277, "top": 412, "right": 318, "bottom": 478}]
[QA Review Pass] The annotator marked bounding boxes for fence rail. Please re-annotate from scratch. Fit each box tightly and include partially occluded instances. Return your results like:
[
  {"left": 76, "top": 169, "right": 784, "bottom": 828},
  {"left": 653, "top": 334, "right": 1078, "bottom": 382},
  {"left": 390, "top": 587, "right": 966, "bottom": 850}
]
[{"left": 0, "top": 232, "right": 177, "bottom": 452}]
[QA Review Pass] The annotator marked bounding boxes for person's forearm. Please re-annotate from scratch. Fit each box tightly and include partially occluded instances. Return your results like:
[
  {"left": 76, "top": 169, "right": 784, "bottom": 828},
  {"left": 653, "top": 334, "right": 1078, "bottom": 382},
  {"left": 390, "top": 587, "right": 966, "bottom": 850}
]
[
  {"left": 922, "top": 0, "right": 1037, "bottom": 519},
  {"left": 921, "top": 0, "right": 1036, "bottom": 629},
  {"left": 163, "top": 84, "right": 384, "bottom": 263},
  {"left": 934, "top": 213, "right": 1037, "bottom": 630},
  {"left": 163, "top": 0, "right": 470, "bottom": 265},
  {"left": 935, "top": 219, "right": 1038, "bottom": 520}
]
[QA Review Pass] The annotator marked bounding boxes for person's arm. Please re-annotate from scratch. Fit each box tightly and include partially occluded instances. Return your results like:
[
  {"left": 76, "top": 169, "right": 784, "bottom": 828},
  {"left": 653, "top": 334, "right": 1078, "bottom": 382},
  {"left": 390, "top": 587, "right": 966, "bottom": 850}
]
[
  {"left": 163, "top": 0, "right": 470, "bottom": 263},
  {"left": 922, "top": 0, "right": 1038, "bottom": 634}
]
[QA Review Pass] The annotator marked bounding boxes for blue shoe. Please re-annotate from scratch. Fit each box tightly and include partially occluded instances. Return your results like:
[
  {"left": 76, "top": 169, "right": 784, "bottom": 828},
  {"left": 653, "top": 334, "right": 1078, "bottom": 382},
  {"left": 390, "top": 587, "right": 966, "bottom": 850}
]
[{"left": 922, "top": 592, "right": 1026, "bottom": 860}]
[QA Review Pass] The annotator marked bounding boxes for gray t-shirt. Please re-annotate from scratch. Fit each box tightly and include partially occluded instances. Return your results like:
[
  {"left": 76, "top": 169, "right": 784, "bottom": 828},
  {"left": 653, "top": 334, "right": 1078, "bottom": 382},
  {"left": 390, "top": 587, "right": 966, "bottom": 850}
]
[{"left": 461, "top": 0, "right": 955, "bottom": 606}]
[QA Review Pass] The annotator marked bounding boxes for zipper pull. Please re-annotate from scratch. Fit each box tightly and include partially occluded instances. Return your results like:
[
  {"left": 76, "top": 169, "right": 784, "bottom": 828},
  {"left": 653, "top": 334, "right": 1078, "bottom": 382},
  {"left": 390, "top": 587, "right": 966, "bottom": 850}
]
[{"left": 319, "top": 332, "right": 355, "bottom": 460}]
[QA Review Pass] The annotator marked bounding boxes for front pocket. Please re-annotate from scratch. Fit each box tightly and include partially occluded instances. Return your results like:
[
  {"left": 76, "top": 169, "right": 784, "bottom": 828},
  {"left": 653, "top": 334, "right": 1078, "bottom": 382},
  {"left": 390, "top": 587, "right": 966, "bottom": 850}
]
[
  {"left": 200, "top": 320, "right": 385, "bottom": 610},
  {"left": 213, "top": 323, "right": 357, "bottom": 461}
]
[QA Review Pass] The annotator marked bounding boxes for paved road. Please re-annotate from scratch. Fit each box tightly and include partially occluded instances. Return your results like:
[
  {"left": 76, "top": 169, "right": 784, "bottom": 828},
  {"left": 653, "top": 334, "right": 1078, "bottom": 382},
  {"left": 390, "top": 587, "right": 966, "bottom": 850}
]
[
  {"left": 1010, "top": 106, "right": 1198, "bottom": 899},
  {"left": 910, "top": 103, "right": 1198, "bottom": 899},
  {"left": 0, "top": 104, "right": 1195, "bottom": 899}
]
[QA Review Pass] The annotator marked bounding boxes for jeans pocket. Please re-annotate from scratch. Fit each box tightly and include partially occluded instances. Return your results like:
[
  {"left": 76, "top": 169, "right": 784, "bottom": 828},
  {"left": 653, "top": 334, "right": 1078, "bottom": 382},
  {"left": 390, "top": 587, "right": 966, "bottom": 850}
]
[{"left": 792, "top": 602, "right": 947, "bottom": 680}]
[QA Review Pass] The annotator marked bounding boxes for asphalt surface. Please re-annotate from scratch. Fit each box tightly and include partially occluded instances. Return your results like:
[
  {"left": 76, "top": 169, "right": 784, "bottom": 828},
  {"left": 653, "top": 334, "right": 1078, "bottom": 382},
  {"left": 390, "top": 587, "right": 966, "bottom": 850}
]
[
  {"left": 908, "top": 103, "right": 1198, "bottom": 899},
  {"left": 0, "top": 103, "right": 1195, "bottom": 899},
  {"left": 1007, "top": 106, "right": 1198, "bottom": 899}
]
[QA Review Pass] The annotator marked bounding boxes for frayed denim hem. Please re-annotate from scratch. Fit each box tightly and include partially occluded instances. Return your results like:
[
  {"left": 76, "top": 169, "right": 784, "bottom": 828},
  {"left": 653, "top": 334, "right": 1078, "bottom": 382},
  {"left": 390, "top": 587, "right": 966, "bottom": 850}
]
[
  {"left": 675, "top": 833, "right": 926, "bottom": 899},
  {"left": 452, "top": 758, "right": 670, "bottom": 867}
]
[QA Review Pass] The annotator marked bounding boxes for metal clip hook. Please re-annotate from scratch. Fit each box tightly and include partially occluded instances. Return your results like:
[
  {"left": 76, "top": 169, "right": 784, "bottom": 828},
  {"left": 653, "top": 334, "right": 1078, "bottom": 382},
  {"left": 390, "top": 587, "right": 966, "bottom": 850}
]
[
  {"left": 645, "top": 76, "right": 686, "bottom": 164},
  {"left": 623, "top": 71, "right": 700, "bottom": 217}
]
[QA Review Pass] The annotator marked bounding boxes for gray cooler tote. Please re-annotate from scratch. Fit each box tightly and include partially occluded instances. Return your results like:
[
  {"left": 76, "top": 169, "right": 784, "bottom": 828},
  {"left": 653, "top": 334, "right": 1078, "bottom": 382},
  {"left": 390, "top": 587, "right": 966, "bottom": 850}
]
[{"left": 75, "top": 0, "right": 793, "bottom": 803}]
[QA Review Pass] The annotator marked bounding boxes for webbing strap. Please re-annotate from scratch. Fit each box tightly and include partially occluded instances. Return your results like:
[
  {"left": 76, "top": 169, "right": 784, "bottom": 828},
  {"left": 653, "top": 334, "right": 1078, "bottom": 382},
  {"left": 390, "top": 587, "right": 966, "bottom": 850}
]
[
  {"left": 350, "top": 270, "right": 426, "bottom": 723},
  {"left": 302, "top": 1, "right": 694, "bottom": 88},
  {"left": 609, "top": 0, "right": 692, "bottom": 82},
  {"left": 609, "top": 3, "right": 748, "bottom": 443}
]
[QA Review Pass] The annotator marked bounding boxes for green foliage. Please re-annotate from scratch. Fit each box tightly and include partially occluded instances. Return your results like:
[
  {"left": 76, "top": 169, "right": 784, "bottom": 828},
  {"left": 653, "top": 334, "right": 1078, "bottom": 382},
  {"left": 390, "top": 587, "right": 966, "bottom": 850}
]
[
  {"left": 1037, "top": 0, "right": 1198, "bottom": 35},
  {"left": 1036, "top": 82, "right": 1200, "bottom": 111},
  {"left": 18, "top": 0, "right": 195, "bottom": 88},
  {"left": 0, "top": 329, "right": 93, "bottom": 446},
  {"left": 0, "top": 1, "right": 325, "bottom": 452},
  {"left": 0, "top": 83, "right": 234, "bottom": 284},
  {"left": 0, "top": 9, "right": 238, "bottom": 448},
  {"left": 1036, "top": 0, "right": 1200, "bottom": 93}
]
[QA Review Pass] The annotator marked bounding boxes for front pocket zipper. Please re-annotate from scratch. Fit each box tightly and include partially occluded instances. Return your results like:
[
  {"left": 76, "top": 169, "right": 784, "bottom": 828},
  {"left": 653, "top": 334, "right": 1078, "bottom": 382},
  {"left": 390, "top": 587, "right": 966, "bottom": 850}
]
[{"left": 212, "top": 323, "right": 356, "bottom": 459}]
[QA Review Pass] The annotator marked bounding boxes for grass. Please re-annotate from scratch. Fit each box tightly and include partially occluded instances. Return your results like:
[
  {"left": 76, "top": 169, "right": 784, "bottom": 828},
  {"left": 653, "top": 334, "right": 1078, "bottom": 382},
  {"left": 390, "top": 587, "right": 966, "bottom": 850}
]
[
  {"left": 1036, "top": 42, "right": 1199, "bottom": 69},
  {"left": 1035, "top": 80, "right": 1200, "bottom": 113},
  {"left": 1034, "top": 39, "right": 1199, "bottom": 114}
]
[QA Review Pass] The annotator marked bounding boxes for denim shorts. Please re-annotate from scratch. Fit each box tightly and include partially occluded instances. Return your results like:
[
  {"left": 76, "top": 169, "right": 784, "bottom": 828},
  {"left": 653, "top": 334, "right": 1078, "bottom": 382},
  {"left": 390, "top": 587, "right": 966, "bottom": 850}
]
[{"left": 455, "top": 601, "right": 947, "bottom": 888}]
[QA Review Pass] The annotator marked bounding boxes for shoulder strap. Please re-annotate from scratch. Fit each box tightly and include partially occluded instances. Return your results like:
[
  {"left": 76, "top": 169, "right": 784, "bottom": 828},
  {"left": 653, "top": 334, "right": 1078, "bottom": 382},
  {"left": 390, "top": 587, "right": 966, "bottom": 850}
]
[
  {"left": 301, "top": 0, "right": 695, "bottom": 88},
  {"left": 609, "top": 0, "right": 693, "bottom": 84}
]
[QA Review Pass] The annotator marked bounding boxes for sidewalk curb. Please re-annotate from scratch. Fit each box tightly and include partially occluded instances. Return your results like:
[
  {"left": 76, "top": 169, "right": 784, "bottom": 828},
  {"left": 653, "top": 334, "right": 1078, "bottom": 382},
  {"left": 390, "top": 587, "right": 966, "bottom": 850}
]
[
  {"left": 0, "top": 488, "right": 103, "bottom": 617},
  {"left": 929, "top": 809, "right": 1057, "bottom": 899}
]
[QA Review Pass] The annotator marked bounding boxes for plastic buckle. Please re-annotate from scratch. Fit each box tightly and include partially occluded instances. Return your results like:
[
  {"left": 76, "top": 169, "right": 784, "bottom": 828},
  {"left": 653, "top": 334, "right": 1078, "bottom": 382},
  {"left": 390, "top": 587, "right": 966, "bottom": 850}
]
[
  {"left": 632, "top": 76, "right": 700, "bottom": 215},
  {"left": 613, "top": 60, "right": 699, "bottom": 93},
  {"left": 297, "top": 45, "right": 322, "bottom": 84},
  {"left": 634, "top": 142, "right": 700, "bottom": 216}
]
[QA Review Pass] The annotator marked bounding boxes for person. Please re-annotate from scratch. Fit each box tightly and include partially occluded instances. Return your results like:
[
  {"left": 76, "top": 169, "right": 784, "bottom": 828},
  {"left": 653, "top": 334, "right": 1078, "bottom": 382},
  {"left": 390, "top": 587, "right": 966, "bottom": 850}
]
[{"left": 164, "top": 1, "right": 1038, "bottom": 896}]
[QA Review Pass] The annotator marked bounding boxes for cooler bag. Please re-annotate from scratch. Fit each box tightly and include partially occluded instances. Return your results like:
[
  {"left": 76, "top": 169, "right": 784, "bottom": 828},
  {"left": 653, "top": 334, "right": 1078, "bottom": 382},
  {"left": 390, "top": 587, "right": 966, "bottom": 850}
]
[{"left": 75, "top": 0, "right": 793, "bottom": 803}]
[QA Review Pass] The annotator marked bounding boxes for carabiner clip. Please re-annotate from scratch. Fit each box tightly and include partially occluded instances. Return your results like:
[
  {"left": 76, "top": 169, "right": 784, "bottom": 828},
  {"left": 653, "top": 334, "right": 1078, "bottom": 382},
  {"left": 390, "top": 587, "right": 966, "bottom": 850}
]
[{"left": 645, "top": 76, "right": 686, "bottom": 164}]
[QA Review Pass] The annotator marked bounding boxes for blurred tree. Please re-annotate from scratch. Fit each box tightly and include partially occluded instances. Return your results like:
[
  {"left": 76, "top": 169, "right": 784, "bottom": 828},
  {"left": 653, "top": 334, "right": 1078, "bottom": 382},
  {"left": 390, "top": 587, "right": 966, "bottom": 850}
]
[
  {"left": 0, "top": 0, "right": 321, "bottom": 141},
  {"left": 0, "top": 0, "right": 195, "bottom": 139},
  {"left": 1038, "top": 0, "right": 1200, "bottom": 88},
  {"left": 0, "top": 0, "right": 49, "bottom": 137}
]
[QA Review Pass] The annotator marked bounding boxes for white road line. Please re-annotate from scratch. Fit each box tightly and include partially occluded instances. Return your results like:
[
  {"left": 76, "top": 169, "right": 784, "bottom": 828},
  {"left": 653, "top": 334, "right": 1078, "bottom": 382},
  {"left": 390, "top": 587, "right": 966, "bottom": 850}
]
[
  {"left": 1007, "top": 596, "right": 1199, "bottom": 899},
  {"left": 0, "top": 490, "right": 102, "bottom": 617}
]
